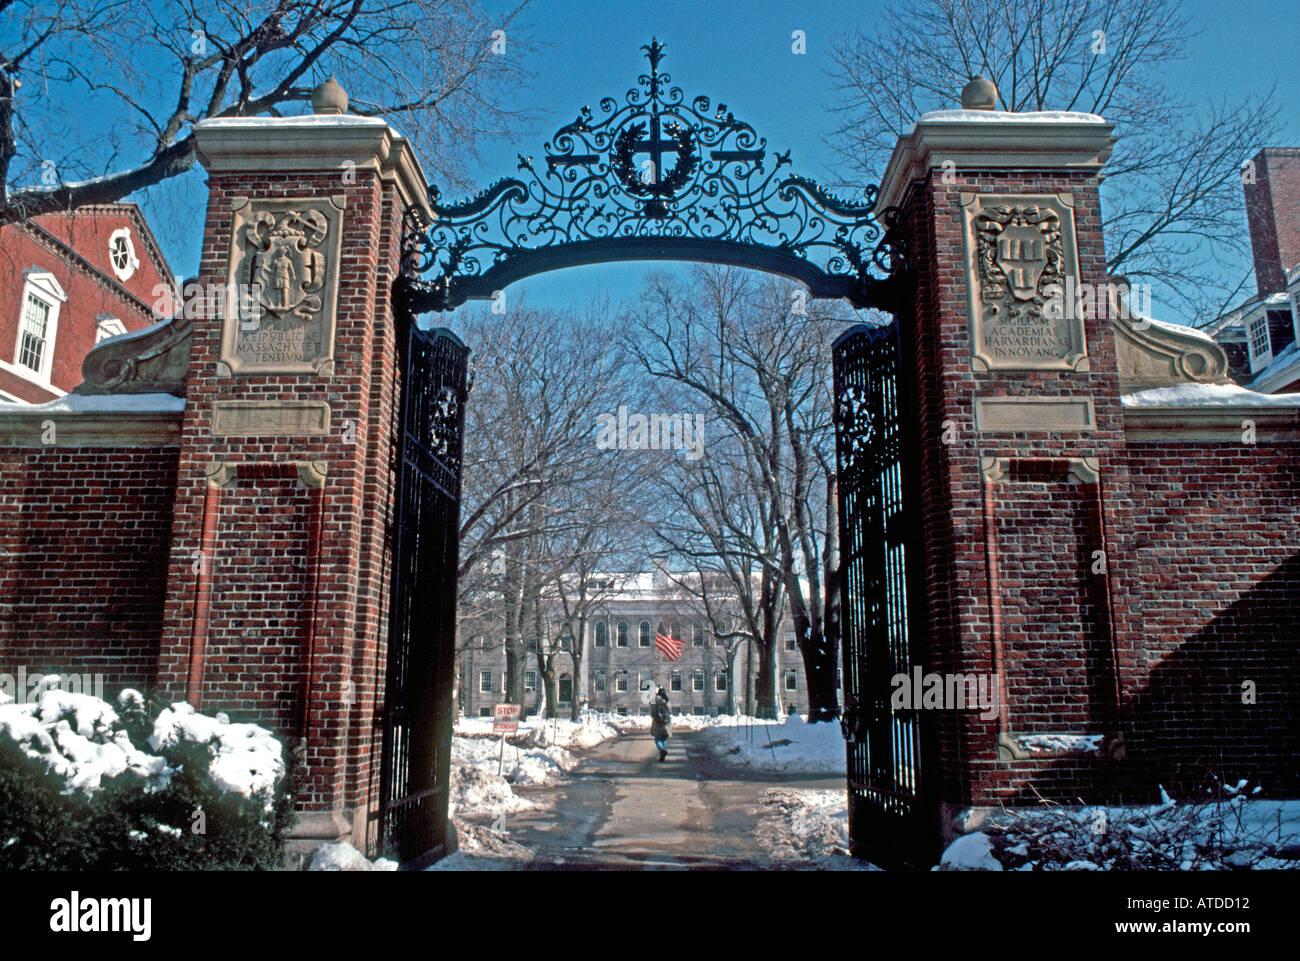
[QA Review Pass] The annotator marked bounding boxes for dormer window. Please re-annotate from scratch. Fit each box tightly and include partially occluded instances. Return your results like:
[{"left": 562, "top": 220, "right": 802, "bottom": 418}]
[
  {"left": 108, "top": 228, "right": 139, "bottom": 281},
  {"left": 95, "top": 316, "right": 127, "bottom": 343},
  {"left": 1246, "top": 312, "right": 1272, "bottom": 373}
]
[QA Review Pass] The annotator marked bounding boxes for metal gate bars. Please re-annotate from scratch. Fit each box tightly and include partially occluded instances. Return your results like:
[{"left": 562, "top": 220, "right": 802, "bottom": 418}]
[
  {"left": 832, "top": 320, "right": 937, "bottom": 869},
  {"left": 377, "top": 324, "right": 470, "bottom": 867}
]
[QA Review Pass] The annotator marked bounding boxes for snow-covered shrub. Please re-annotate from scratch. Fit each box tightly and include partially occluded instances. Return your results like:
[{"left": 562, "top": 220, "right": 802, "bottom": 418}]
[
  {"left": 977, "top": 781, "right": 1300, "bottom": 871},
  {"left": 0, "top": 688, "right": 294, "bottom": 870}
]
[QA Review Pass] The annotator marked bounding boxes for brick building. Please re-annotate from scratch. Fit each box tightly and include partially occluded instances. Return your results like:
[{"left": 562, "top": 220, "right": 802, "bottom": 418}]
[
  {"left": 1207, "top": 148, "right": 1300, "bottom": 393},
  {"left": 457, "top": 569, "right": 810, "bottom": 719},
  {"left": 0, "top": 205, "right": 174, "bottom": 403}
]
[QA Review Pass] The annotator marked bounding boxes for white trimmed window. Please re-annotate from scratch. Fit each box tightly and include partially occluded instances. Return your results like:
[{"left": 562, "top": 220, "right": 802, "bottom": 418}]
[
  {"left": 479, "top": 670, "right": 492, "bottom": 693},
  {"left": 715, "top": 673, "right": 728, "bottom": 692},
  {"left": 615, "top": 672, "right": 629, "bottom": 693},
  {"left": 670, "top": 670, "right": 682, "bottom": 692},
  {"left": 524, "top": 671, "right": 537, "bottom": 692},
  {"left": 784, "top": 670, "right": 798, "bottom": 692},
  {"left": 108, "top": 227, "right": 139, "bottom": 281},
  {"left": 594, "top": 670, "right": 607, "bottom": 693},
  {"left": 11, "top": 271, "right": 66, "bottom": 385},
  {"left": 95, "top": 315, "right": 127, "bottom": 343},
  {"left": 692, "top": 670, "right": 704, "bottom": 692},
  {"left": 1246, "top": 312, "right": 1272, "bottom": 372}
]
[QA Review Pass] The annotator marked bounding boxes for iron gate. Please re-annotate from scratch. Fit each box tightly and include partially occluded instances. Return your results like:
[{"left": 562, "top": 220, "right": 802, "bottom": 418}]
[
  {"left": 833, "top": 320, "right": 936, "bottom": 868},
  {"left": 377, "top": 323, "right": 470, "bottom": 867}
]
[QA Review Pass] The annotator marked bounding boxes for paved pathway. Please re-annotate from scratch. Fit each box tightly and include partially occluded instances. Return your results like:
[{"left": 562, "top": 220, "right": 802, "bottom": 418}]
[{"left": 500, "top": 729, "right": 846, "bottom": 870}]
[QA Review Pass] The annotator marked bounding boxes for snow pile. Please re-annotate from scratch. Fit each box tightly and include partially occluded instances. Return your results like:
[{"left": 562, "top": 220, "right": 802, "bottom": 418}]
[
  {"left": 941, "top": 783, "right": 1300, "bottom": 871},
  {"left": 307, "top": 842, "right": 397, "bottom": 872},
  {"left": 452, "top": 734, "right": 577, "bottom": 786},
  {"left": 448, "top": 760, "right": 534, "bottom": 821},
  {"left": 0, "top": 689, "right": 171, "bottom": 796},
  {"left": 1016, "top": 733, "right": 1105, "bottom": 754},
  {"left": 149, "top": 702, "right": 284, "bottom": 806},
  {"left": 454, "top": 712, "right": 621, "bottom": 751},
  {"left": 937, "top": 831, "right": 1002, "bottom": 871},
  {"left": 757, "top": 789, "right": 859, "bottom": 866},
  {"left": 700, "top": 713, "right": 846, "bottom": 775}
]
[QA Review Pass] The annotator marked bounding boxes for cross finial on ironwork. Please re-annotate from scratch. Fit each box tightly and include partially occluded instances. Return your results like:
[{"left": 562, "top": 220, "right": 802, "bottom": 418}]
[
  {"left": 643, "top": 37, "right": 665, "bottom": 71},
  {"left": 642, "top": 37, "right": 666, "bottom": 102}
]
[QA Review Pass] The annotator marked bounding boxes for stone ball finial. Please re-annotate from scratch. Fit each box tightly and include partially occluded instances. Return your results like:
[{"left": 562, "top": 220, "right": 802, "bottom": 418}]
[
  {"left": 311, "top": 75, "right": 348, "bottom": 115},
  {"left": 960, "top": 76, "right": 999, "bottom": 110}
]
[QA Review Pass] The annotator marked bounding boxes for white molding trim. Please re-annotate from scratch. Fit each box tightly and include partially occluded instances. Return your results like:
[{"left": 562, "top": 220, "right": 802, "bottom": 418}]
[
  {"left": 1124, "top": 406, "right": 1300, "bottom": 443},
  {"left": 876, "top": 112, "right": 1117, "bottom": 214},
  {"left": 11, "top": 271, "right": 67, "bottom": 389}
]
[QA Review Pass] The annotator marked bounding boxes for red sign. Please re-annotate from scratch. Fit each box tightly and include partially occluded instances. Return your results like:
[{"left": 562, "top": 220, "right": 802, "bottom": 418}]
[{"left": 493, "top": 703, "right": 521, "bottom": 733}]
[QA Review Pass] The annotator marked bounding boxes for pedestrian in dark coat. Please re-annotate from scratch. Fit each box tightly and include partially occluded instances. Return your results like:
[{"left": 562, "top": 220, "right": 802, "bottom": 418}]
[{"left": 651, "top": 688, "right": 672, "bottom": 762}]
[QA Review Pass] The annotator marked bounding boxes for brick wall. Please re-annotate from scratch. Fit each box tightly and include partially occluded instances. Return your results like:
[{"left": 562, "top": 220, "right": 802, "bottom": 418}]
[
  {"left": 0, "top": 445, "right": 178, "bottom": 691},
  {"left": 1114, "top": 439, "right": 1300, "bottom": 796}
]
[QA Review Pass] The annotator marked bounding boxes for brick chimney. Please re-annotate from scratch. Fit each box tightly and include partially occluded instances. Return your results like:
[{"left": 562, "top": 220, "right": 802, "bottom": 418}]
[{"left": 1243, "top": 147, "right": 1300, "bottom": 297}]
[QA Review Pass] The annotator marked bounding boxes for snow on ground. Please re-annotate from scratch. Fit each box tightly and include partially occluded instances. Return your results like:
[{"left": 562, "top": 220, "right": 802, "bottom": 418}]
[
  {"left": 446, "top": 711, "right": 628, "bottom": 857},
  {"left": 696, "top": 713, "right": 847, "bottom": 775},
  {"left": 757, "top": 788, "right": 879, "bottom": 870},
  {"left": 939, "top": 787, "right": 1300, "bottom": 871},
  {"left": 307, "top": 842, "right": 397, "bottom": 871}
]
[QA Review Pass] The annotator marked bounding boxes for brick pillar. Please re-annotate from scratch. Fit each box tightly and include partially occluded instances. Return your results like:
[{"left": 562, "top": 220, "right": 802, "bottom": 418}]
[
  {"left": 876, "top": 101, "right": 1133, "bottom": 834},
  {"left": 156, "top": 103, "right": 430, "bottom": 859}
]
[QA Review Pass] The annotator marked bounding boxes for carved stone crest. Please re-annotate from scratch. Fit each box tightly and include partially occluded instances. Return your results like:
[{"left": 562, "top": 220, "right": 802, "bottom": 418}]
[
  {"left": 220, "top": 196, "right": 345, "bottom": 376},
  {"left": 961, "top": 193, "right": 1088, "bottom": 372}
]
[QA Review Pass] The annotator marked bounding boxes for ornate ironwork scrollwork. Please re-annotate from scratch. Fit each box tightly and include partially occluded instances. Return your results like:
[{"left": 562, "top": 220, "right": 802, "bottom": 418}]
[{"left": 398, "top": 38, "right": 909, "bottom": 313}]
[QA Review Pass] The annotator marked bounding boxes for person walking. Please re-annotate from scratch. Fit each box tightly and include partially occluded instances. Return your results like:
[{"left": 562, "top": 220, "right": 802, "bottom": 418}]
[{"left": 650, "top": 687, "right": 672, "bottom": 762}]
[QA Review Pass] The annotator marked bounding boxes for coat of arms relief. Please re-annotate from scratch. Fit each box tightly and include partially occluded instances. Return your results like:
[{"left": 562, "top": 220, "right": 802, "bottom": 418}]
[
  {"left": 961, "top": 192, "right": 1088, "bottom": 372},
  {"left": 219, "top": 195, "right": 345, "bottom": 376}
]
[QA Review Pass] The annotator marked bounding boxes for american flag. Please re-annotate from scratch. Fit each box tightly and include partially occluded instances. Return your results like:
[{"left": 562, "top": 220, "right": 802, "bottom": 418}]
[{"left": 654, "top": 631, "right": 683, "bottom": 661}]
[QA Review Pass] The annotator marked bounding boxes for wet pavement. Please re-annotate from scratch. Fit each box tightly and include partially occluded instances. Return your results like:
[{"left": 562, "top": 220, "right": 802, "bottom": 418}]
[{"left": 498, "top": 729, "right": 847, "bottom": 870}]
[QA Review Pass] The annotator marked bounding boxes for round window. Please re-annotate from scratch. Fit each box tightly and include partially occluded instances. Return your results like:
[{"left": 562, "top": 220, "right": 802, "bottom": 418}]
[{"left": 108, "top": 228, "right": 139, "bottom": 281}]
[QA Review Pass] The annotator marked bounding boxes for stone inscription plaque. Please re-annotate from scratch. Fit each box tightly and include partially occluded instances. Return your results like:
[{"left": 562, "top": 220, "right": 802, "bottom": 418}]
[
  {"left": 211, "top": 400, "right": 331, "bottom": 437},
  {"left": 961, "top": 192, "right": 1088, "bottom": 372},
  {"left": 219, "top": 195, "right": 345, "bottom": 377}
]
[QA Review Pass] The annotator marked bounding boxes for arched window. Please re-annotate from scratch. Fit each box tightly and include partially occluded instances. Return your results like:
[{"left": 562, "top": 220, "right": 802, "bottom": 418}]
[
  {"left": 670, "top": 621, "right": 680, "bottom": 640},
  {"left": 594, "top": 621, "right": 608, "bottom": 647},
  {"left": 616, "top": 621, "right": 628, "bottom": 647},
  {"left": 638, "top": 621, "right": 651, "bottom": 647},
  {"left": 692, "top": 619, "right": 704, "bottom": 646}
]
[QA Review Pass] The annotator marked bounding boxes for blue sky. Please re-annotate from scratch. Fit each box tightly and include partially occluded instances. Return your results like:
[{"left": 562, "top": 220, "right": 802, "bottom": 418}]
[{"left": 128, "top": 0, "right": 1299, "bottom": 325}]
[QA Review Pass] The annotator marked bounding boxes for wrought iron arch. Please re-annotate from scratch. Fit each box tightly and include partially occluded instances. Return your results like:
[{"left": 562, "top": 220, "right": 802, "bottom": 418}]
[{"left": 396, "top": 37, "right": 909, "bottom": 317}]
